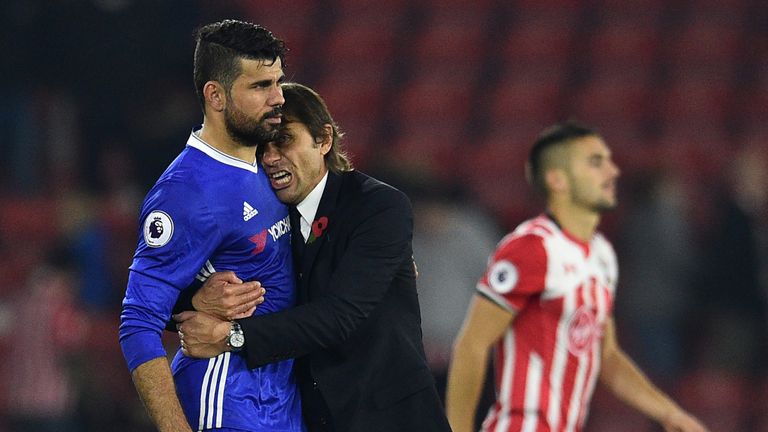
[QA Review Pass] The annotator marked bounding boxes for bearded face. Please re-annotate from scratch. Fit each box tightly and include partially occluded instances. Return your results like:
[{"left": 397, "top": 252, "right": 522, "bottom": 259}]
[
  {"left": 224, "top": 100, "right": 282, "bottom": 147},
  {"left": 219, "top": 57, "right": 285, "bottom": 148},
  {"left": 564, "top": 137, "right": 620, "bottom": 214}
]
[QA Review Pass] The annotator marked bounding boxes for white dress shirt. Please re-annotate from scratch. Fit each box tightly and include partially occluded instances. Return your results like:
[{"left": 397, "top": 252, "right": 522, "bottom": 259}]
[{"left": 294, "top": 172, "right": 329, "bottom": 242}]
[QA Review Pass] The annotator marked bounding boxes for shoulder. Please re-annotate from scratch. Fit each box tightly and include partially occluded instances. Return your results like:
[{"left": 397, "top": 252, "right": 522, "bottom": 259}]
[
  {"left": 478, "top": 219, "right": 551, "bottom": 306},
  {"left": 592, "top": 231, "right": 618, "bottom": 271},
  {"left": 493, "top": 232, "right": 547, "bottom": 271},
  {"left": 490, "top": 218, "right": 553, "bottom": 271},
  {"left": 143, "top": 172, "right": 204, "bottom": 215},
  {"left": 149, "top": 149, "right": 208, "bottom": 195},
  {"left": 592, "top": 231, "right": 614, "bottom": 250},
  {"left": 496, "top": 215, "right": 555, "bottom": 253},
  {"left": 341, "top": 170, "right": 411, "bottom": 210},
  {"left": 592, "top": 231, "right": 617, "bottom": 260},
  {"left": 140, "top": 152, "right": 217, "bottom": 229},
  {"left": 341, "top": 170, "right": 403, "bottom": 195}
]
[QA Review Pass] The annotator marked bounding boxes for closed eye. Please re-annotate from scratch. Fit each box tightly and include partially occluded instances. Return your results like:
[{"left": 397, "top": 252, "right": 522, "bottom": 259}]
[{"left": 275, "top": 133, "right": 292, "bottom": 146}]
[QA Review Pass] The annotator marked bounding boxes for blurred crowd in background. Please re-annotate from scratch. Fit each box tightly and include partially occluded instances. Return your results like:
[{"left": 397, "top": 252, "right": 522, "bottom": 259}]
[{"left": 0, "top": 0, "right": 767, "bottom": 430}]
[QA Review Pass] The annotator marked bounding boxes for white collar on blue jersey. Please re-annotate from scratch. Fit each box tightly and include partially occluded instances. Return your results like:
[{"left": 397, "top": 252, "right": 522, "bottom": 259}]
[
  {"left": 187, "top": 129, "right": 259, "bottom": 174},
  {"left": 295, "top": 171, "right": 329, "bottom": 241}
]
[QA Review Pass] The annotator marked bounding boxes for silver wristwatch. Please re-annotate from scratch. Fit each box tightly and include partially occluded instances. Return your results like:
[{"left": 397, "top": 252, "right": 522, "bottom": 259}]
[{"left": 226, "top": 321, "right": 245, "bottom": 352}]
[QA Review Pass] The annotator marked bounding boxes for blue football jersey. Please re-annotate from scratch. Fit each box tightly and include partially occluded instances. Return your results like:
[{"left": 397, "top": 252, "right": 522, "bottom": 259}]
[{"left": 119, "top": 131, "right": 303, "bottom": 431}]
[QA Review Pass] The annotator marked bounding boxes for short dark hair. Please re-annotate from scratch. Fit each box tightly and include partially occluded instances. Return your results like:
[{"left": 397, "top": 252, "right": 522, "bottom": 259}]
[
  {"left": 193, "top": 20, "right": 286, "bottom": 112},
  {"left": 279, "top": 82, "right": 353, "bottom": 174},
  {"left": 527, "top": 121, "right": 599, "bottom": 195}
]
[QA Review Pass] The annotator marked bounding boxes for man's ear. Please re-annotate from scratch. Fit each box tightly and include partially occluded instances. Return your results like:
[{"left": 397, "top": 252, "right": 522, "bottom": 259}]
[
  {"left": 545, "top": 168, "right": 569, "bottom": 194},
  {"left": 318, "top": 124, "right": 333, "bottom": 156},
  {"left": 203, "top": 81, "right": 226, "bottom": 112}
]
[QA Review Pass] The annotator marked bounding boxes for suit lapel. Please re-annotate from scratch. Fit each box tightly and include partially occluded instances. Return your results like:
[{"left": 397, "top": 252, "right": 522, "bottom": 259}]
[{"left": 297, "top": 172, "right": 343, "bottom": 295}]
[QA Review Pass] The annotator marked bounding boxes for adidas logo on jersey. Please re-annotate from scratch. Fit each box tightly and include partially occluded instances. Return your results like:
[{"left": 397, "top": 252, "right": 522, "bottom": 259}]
[{"left": 243, "top": 201, "right": 259, "bottom": 221}]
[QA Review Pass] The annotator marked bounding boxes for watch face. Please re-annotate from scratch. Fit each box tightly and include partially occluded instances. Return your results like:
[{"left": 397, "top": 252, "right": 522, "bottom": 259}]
[{"left": 230, "top": 332, "right": 245, "bottom": 348}]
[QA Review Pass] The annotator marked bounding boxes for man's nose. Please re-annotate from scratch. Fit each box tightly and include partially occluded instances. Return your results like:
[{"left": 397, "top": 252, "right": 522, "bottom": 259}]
[
  {"left": 269, "top": 84, "right": 285, "bottom": 106},
  {"left": 609, "top": 160, "right": 621, "bottom": 177},
  {"left": 261, "top": 143, "right": 280, "bottom": 165}
]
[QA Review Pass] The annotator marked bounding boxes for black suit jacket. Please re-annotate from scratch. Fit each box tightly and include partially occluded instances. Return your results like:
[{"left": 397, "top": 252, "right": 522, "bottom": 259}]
[{"left": 238, "top": 170, "right": 451, "bottom": 432}]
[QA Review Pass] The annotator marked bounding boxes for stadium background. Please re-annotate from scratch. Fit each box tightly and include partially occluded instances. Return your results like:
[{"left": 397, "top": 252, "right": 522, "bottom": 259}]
[{"left": 0, "top": 0, "right": 766, "bottom": 430}]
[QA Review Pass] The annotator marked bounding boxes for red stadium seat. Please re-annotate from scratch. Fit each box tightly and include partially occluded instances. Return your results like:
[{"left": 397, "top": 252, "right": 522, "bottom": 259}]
[
  {"left": 395, "top": 69, "right": 477, "bottom": 125},
  {"left": 502, "top": 17, "right": 576, "bottom": 68},
  {"left": 387, "top": 124, "right": 465, "bottom": 180},
  {"left": 659, "top": 76, "right": 733, "bottom": 129},
  {"left": 657, "top": 123, "right": 736, "bottom": 181},
  {"left": 236, "top": 0, "right": 321, "bottom": 72},
  {"left": 588, "top": 21, "right": 660, "bottom": 74},
  {"left": 740, "top": 76, "right": 768, "bottom": 133},
  {"left": 514, "top": 0, "right": 584, "bottom": 13},
  {"left": 461, "top": 135, "right": 540, "bottom": 227},
  {"left": 0, "top": 198, "right": 59, "bottom": 244},
  {"left": 665, "top": 18, "right": 744, "bottom": 75},
  {"left": 313, "top": 76, "right": 384, "bottom": 168},
  {"left": 677, "top": 370, "right": 750, "bottom": 432},
  {"left": 0, "top": 198, "right": 61, "bottom": 296},
  {"left": 683, "top": 0, "right": 750, "bottom": 21},
  {"left": 593, "top": 0, "right": 667, "bottom": 17},
  {"left": 570, "top": 71, "right": 653, "bottom": 127},
  {"left": 315, "top": 72, "right": 385, "bottom": 117},
  {"left": 334, "top": 0, "right": 409, "bottom": 16},
  {"left": 325, "top": 23, "right": 397, "bottom": 65},
  {"left": 489, "top": 72, "right": 562, "bottom": 132},
  {"left": 412, "top": 12, "right": 491, "bottom": 66}
]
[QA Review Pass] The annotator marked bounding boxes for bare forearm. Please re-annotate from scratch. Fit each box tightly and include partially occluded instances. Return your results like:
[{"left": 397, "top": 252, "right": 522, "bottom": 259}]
[
  {"left": 599, "top": 319, "right": 708, "bottom": 432},
  {"left": 446, "top": 343, "right": 490, "bottom": 432},
  {"left": 131, "top": 357, "right": 192, "bottom": 432},
  {"left": 447, "top": 295, "right": 516, "bottom": 432},
  {"left": 600, "top": 350, "right": 677, "bottom": 423}
]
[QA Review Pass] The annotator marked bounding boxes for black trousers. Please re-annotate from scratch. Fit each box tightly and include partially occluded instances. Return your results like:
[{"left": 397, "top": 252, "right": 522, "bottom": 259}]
[{"left": 296, "top": 359, "right": 335, "bottom": 432}]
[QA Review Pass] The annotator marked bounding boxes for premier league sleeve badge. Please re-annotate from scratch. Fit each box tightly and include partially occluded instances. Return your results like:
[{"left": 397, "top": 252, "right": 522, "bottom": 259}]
[{"left": 143, "top": 210, "right": 174, "bottom": 248}]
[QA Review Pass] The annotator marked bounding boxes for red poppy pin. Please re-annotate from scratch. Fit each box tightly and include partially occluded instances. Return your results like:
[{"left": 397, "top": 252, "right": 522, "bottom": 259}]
[{"left": 307, "top": 216, "right": 329, "bottom": 243}]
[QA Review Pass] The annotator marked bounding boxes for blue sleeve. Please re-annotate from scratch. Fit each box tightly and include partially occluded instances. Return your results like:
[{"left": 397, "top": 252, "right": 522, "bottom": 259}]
[{"left": 119, "top": 180, "right": 222, "bottom": 372}]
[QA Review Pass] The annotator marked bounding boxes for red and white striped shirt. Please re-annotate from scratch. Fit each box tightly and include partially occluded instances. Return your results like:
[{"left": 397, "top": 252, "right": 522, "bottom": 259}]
[{"left": 476, "top": 215, "right": 618, "bottom": 432}]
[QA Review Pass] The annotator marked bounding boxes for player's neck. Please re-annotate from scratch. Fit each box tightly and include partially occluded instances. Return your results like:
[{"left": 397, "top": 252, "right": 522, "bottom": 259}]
[
  {"left": 547, "top": 201, "right": 600, "bottom": 242},
  {"left": 197, "top": 121, "right": 257, "bottom": 164}
]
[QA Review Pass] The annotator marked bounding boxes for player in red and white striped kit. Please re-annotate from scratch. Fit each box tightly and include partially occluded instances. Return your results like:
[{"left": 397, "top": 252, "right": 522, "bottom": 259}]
[{"left": 446, "top": 122, "right": 708, "bottom": 432}]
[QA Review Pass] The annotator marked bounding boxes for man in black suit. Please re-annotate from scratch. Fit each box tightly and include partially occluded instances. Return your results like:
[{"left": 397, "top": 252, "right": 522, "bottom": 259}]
[{"left": 174, "top": 83, "right": 451, "bottom": 432}]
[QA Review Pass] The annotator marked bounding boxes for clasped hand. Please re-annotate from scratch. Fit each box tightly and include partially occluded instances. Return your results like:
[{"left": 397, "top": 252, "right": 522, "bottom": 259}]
[{"left": 174, "top": 271, "right": 265, "bottom": 358}]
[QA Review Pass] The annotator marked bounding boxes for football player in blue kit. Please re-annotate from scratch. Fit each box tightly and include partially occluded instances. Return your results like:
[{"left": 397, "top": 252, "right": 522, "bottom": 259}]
[{"left": 119, "top": 20, "right": 304, "bottom": 432}]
